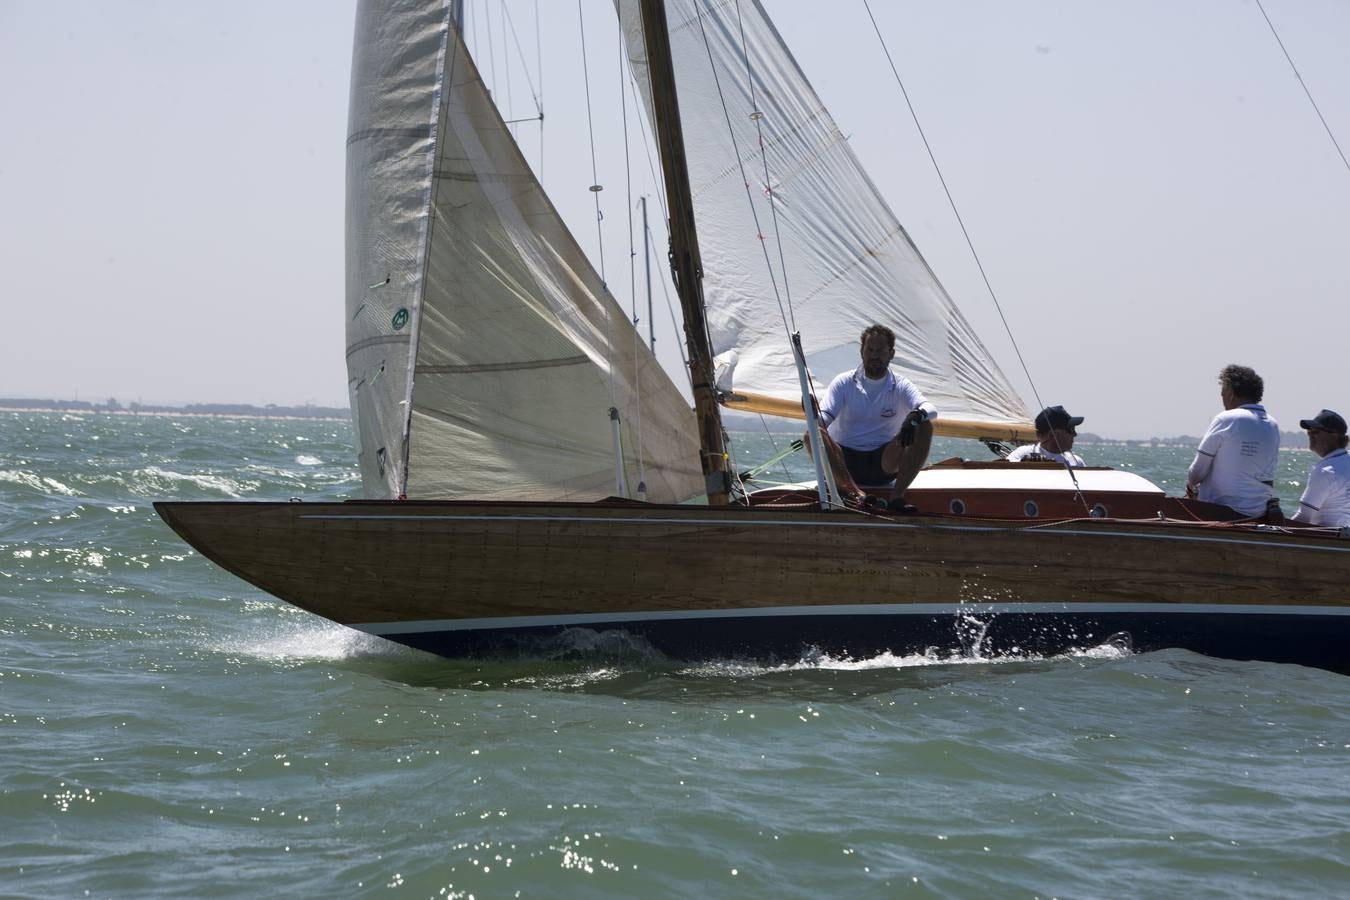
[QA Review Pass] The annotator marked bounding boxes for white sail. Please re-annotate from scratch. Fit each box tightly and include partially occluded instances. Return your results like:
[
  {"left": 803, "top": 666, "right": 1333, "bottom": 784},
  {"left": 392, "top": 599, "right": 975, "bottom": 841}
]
[
  {"left": 617, "top": 0, "right": 1031, "bottom": 427},
  {"left": 347, "top": 0, "right": 704, "bottom": 502}
]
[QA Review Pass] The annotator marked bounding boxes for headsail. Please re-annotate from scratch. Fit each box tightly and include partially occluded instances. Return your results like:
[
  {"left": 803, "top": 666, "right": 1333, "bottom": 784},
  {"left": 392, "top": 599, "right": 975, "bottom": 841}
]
[
  {"left": 617, "top": 0, "right": 1031, "bottom": 431},
  {"left": 347, "top": 0, "right": 703, "bottom": 502}
]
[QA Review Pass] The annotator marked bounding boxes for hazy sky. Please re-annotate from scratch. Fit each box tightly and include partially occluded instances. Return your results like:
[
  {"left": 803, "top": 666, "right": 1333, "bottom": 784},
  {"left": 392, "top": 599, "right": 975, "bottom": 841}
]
[{"left": 3, "top": 1, "right": 1348, "bottom": 438}]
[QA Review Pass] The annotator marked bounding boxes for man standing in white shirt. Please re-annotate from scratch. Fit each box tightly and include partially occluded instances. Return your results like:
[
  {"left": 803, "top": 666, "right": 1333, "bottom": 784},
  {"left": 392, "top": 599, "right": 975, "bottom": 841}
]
[
  {"left": 1185, "top": 364, "right": 1281, "bottom": 519},
  {"left": 1006, "top": 405, "right": 1087, "bottom": 467},
  {"left": 816, "top": 324, "right": 937, "bottom": 504},
  {"left": 1291, "top": 409, "right": 1350, "bottom": 528}
]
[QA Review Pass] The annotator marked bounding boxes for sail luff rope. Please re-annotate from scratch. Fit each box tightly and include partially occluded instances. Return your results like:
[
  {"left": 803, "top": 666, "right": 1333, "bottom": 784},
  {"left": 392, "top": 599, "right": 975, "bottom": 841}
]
[
  {"left": 620, "top": 21, "right": 648, "bottom": 494},
  {"left": 1254, "top": 0, "right": 1350, "bottom": 178},
  {"left": 731, "top": 0, "right": 819, "bottom": 496},
  {"left": 732, "top": 0, "right": 798, "bottom": 334},
  {"left": 690, "top": 4, "right": 796, "bottom": 349},
  {"left": 398, "top": 7, "right": 462, "bottom": 499}
]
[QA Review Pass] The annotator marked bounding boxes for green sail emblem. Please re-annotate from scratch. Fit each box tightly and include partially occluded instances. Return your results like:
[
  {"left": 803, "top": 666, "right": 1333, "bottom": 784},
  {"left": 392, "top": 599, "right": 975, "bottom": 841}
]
[{"left": 391, "top": 307, "right": 410, "bottom": 330}]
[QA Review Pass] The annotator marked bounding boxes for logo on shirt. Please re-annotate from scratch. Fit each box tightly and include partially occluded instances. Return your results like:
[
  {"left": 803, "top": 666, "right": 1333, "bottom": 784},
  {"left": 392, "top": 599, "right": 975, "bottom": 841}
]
[{"left": 880, "top": 407, "right": 896, "bottom": 418}]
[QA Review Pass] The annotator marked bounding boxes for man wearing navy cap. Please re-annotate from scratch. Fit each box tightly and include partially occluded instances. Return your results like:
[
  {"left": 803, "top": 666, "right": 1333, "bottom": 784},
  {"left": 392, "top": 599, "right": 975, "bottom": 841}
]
[
  {"left": 1006, "top": 405, "right": 1086, "bottom": 467},
  {"left": 1291, "top": 409, "right": 1350, "bottom": 528}
]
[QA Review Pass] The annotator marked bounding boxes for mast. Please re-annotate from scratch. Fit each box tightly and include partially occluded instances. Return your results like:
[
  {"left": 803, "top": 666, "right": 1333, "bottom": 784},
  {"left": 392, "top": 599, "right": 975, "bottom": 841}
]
[
  {"left": 642, "top": 195, "right": 654, "bottom": 354},
  {"left": 637, "top": 0, "right": 731, "bottom": 506}
]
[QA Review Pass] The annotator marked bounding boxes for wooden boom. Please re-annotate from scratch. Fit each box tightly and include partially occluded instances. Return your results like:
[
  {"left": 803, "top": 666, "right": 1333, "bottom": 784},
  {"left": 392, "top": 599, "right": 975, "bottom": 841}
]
[{"left": 722, "top": 389, "right": 1039, "bottom": 443}]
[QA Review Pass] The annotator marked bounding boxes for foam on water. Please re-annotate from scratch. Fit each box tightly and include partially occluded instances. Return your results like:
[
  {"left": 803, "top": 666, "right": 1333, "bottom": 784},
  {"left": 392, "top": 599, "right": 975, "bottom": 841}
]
[
  {"left": 213, "top": 621, "right": 411, "bottom": 664},
  {"left": 0, "top": 469, "right": 81, "bottom": 496},
  {"left": 676, "top": 633, "right": 1135, "bottom": 679},
  {"left": 131, "top": 465, "right": 256, "bottom": 499}
]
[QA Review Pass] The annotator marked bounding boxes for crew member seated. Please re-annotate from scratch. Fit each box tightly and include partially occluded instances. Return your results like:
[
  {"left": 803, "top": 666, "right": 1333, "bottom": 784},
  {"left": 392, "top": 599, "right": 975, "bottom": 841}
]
[
  {"left": 1006, "top": 405, "right": 1086, "bottom": 467},
  {"left": 1291, "top": 409, "right": 1350, "bottom": 528},
  {"left": 814, "top": 324, "right": 937, "bottom": 505}
]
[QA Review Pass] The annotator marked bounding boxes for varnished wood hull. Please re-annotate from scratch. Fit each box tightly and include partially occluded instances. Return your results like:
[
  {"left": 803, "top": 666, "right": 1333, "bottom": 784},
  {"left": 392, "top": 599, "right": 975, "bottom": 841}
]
[{"left": 154, "top": 500, "right": 1350, "bottom": 673}]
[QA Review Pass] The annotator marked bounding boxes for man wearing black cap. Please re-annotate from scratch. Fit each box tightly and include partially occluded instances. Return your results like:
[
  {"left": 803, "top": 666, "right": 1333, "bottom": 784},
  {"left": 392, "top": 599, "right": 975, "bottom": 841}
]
[
  {"left": 1291, "top": 409, "right": 1350, "bottom": 527},
  {"left": 1006, "top": 405, "right": 1086, "bottom": 467},
  {"left": 1185, "top": 364, "right": 1281, "bottom": 518}
]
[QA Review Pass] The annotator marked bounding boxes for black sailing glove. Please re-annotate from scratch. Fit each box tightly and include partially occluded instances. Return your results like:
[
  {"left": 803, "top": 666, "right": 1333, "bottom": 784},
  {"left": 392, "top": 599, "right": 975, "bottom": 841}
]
[{"left": 898, "top": 408, "right": 928, "bottom": 447}]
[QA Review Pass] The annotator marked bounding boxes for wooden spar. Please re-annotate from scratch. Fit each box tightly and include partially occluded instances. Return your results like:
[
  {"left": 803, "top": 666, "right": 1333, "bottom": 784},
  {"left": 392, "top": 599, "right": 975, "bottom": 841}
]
[
  {"left": 722, "top": 389, "right": 1040, "bottom": 443},
  {"left": 638, "top": 0, "right": 731, "bottom": 506}
]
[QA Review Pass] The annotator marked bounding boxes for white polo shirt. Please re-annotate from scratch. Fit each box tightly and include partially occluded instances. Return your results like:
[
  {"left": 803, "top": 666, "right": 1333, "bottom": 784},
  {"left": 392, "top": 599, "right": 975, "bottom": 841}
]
[
  {"left": 1292, "top": 447, "right": 1350, "bottom": 527},
  {"left": 1187, "top": 403, "right": 1279, "bottom": 516},
  {"left": 818, "top": 366, "right": 937, "bottom": 451},
  {"left": 1006, "top": 443, "right": 1085, "bottom": 467}
]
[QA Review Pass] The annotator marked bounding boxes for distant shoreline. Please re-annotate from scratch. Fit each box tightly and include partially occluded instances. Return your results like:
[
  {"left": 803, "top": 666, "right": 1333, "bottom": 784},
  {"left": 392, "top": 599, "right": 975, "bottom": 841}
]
[{"left": 0, "top": 399, "right": 349, "bottom": 422}]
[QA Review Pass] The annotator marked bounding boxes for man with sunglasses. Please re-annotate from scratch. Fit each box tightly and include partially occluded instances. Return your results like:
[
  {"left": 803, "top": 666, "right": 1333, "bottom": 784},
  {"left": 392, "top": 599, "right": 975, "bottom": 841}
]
[
  {"left": 1291, "top": 409, "right": 1350, "bottom": 528},
  {"left": 1006, "top": 405, "right": 1086, "bottom": 467}
]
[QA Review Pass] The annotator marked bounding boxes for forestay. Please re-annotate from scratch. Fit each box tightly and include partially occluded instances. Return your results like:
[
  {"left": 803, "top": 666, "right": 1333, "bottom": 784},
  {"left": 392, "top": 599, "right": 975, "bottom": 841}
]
[
  {"left": 346, "top": 0, "right": 703, "bottom": 502},
  {"left": 617, "top": 0, "right": 1031, "bottom": 429}
]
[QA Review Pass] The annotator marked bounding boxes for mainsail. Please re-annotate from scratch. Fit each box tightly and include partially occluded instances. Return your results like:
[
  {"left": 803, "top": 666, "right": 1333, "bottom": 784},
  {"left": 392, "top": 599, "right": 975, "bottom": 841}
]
[
  {"left": 346, "top": 0, "right": 703, "bottom": 502},
  {"left": 617, "top": 0, "right": 1031, "bottom": 429}
]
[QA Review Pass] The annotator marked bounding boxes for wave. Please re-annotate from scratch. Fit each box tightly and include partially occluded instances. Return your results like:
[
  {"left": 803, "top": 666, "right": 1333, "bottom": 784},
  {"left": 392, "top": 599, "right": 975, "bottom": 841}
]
[
  {"left": 127, "top": 466, "right": 259, "bottom": 499},
  {"left": 0, "top": 469, "right": 81, "bottom": 497}
]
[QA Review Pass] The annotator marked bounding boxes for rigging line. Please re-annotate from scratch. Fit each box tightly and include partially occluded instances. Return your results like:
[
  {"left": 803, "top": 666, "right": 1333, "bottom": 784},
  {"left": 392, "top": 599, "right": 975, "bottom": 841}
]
[
  {"left": 500, "top": 0, "right": 543, "bottom": 115},
  {"left": 626, "top": 73, "right": 691, "bottom": 386},
  {"left": 1255, "top": 0, "right": 1350, "bottom": 178},
  {"left": 536, "top": 0, "right": 544, "bottom": 179},
  {"left": 576, "top": 2, "right": 608, "bottom": 284},
  {"left": 577, "top": 1, "right": 619, "bottom": 409},
  {"left": 649, "top": 215, "right": 694, "bottom": 387},
  {"left": 614, "top": 27, "right": 671, "bottom": 222},
  {"left": 485, "top": 0, "right": 498, "bottom": 100},
  {"left": 502, "top": 0, "right": 514, "bottom": 135},
  {"left": 691, "top": 3, "right": 795, "bottom": 346},
  {"left": 630, "top": 72, "right": 672, "bottom": 224},
  {"left": 862, "top": 2, "right": 1093, "bottom": 513},
  {"left": 732, "top": 0, "right": 797, "bottom": 334},
  {"left": 860, "top": 0, "right": 1044, "bottom": 416},
  {"left": 756, "top": 414, "right": 797, "bottom": 482},
  {"left": 620, "top": 21, "right": 647, "bottom": 491}
]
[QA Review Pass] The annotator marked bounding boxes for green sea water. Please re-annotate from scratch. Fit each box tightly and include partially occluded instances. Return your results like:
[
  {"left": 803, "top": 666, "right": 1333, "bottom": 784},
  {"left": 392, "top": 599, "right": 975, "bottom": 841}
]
[{"left": 2, "top": 411, "right": 1347, "bottom": 898}]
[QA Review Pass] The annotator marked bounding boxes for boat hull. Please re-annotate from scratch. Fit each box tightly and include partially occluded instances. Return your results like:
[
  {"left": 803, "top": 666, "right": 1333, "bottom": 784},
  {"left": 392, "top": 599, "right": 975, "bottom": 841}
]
[{"left": 154, "top": 500, "right": 1350, "bottom": 673}]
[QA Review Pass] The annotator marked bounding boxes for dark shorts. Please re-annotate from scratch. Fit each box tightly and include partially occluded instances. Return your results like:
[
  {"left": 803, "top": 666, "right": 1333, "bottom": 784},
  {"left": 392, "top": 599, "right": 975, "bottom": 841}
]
[{"left": 841, "top": 444, "right": 895, "bottom": 487}]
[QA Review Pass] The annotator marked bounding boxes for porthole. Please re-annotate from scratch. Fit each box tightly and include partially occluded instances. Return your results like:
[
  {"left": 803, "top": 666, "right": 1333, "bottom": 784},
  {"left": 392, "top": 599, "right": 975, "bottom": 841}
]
[
  {"left": 1023, "top": 500, "right": 1039, "bottom": 518},
  {"left": 1091, "top": 503, "right": 1108, "bottom": 518},
  {"left": 949, "top": 498, "right": 966, "bottom": 515}
]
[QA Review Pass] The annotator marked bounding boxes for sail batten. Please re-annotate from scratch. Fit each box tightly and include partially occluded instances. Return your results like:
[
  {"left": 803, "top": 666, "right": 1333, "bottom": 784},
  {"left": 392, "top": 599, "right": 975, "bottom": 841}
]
[{"left": 617, "top": 0, "right": 1031, "bottom": 428}]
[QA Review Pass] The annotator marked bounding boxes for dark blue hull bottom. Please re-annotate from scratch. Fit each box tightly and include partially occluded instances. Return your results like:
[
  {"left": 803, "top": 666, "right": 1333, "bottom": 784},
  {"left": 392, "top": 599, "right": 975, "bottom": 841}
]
[{"left": 376, "top": 610, "right": 1350, "bottom": 675}]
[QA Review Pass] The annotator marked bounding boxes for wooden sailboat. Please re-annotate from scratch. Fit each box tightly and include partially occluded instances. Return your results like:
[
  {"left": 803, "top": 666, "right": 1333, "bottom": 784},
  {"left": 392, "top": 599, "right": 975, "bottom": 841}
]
[{"left": 156, "top": 0, "right": 1350, "bottom": 673}]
